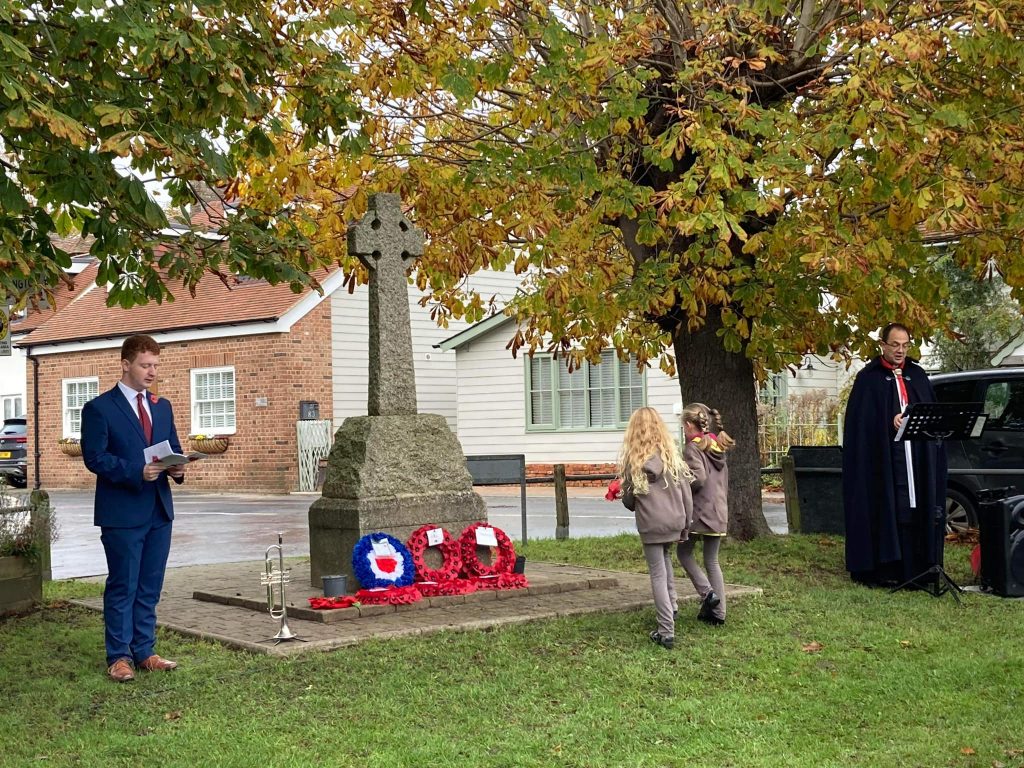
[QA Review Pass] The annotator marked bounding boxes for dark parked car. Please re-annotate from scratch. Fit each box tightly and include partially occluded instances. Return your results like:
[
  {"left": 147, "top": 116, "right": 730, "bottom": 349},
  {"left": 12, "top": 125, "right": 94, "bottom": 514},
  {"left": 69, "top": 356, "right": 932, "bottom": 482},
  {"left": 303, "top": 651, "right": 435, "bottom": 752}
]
[
  {"left": 0, "top": 416, "right": 28, "bottom": 488},
  {"left": 931, "top": 368, "right": 1024, "bottom": 531}
]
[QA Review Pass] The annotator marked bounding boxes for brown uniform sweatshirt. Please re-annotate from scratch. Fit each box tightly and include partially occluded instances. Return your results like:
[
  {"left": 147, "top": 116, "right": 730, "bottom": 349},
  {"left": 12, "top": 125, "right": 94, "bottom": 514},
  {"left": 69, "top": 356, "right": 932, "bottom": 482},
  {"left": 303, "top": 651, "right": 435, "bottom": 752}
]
[
  {"left": 684, "top": 436, "right": 729, "bottom": 535},
  {"left": 622, "top": 453, "right": 693, "bottom": 544}
]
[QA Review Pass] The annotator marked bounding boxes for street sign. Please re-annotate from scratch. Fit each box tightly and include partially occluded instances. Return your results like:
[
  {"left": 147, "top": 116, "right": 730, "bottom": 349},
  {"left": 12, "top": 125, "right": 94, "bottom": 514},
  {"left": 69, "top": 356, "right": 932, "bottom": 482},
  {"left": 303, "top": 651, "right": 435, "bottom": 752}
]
[{"left": 0, "top": 306, "right": 11, "bottom": 356}]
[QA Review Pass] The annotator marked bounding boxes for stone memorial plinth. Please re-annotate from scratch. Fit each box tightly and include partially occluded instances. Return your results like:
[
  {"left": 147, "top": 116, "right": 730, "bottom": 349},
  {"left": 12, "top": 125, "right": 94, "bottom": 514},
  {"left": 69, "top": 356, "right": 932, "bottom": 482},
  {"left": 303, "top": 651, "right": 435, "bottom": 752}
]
[{"left": 308, "top": 193, "right": 487, "bottom": 587}]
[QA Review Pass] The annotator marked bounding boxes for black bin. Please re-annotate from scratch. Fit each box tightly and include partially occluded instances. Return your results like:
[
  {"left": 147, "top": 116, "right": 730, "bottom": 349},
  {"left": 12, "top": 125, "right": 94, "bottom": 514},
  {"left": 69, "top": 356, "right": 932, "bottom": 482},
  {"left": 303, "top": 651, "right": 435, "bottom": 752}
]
[{"left": 788, "top": 445, "right": 844, "bottom": 535}]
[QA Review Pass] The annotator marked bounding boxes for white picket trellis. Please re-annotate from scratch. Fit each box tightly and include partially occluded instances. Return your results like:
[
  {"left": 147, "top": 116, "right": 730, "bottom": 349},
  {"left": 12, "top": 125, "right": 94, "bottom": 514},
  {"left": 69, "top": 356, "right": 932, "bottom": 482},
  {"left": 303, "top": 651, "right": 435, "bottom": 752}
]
[
  {"left": 296, "top": 420, "right": 333, "bottom": 491},
  {"left": 758, "top": 419, "right": 840, "bottom": 467}
]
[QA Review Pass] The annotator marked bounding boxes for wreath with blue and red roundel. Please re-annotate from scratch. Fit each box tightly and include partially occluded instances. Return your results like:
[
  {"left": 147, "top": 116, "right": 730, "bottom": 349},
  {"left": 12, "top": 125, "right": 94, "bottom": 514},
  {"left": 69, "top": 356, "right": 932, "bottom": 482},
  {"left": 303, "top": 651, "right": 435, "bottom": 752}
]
[
  {"left": 458, "top": 522, "right": 517, "bottom": 578},
  {"left": 352, "top": 532, "right": 415, "bottom": 589},
  {"left": 406, "top": 525, "right": 462, "bottom": 583}
]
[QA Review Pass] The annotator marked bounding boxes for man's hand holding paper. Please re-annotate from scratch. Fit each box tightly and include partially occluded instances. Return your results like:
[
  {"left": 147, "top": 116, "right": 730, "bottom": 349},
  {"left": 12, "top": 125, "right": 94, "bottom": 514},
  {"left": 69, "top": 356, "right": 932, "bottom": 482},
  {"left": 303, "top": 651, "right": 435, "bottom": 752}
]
[{"left": 143, "top": 440, "right": 207, "bottom": 471}]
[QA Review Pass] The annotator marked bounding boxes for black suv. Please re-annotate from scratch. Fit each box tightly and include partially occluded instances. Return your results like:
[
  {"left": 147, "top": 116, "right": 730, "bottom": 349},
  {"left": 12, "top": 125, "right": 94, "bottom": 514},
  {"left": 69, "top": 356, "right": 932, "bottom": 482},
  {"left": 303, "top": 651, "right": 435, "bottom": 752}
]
[
  {"left": 931, "top": 368, "right": 1024, "bottom": 531},
  {"left": 0, "top": 417, "right": 28, "bottom": 488}
]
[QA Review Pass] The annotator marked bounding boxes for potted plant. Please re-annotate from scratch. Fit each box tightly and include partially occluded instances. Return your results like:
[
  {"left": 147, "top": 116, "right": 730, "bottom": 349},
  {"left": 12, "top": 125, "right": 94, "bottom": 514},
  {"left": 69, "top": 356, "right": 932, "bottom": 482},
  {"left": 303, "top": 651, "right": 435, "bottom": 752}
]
[
  {"left": 188, "top": 433, "right": 230, "bottom": 454},
  {"left": 0, "top": 489, "right": 57, "bottom": 615},
  {"left": 58, "top": 436, "right": 82, "bottom": 457}
]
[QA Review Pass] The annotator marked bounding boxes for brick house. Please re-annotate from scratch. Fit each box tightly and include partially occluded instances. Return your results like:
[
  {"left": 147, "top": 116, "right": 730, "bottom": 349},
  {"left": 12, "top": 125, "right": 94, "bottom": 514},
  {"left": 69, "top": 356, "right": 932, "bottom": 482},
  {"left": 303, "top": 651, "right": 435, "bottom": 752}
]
[{"left": 16, "top": 263, "right": 340, "bottom": 493}]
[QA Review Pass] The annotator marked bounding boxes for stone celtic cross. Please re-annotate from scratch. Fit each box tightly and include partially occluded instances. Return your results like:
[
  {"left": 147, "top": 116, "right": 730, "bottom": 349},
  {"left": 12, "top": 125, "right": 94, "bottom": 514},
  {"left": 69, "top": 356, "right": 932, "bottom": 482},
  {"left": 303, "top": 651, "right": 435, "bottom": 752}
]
[{"left": 347, "top": 192, "right": 425, "bottom": 416}]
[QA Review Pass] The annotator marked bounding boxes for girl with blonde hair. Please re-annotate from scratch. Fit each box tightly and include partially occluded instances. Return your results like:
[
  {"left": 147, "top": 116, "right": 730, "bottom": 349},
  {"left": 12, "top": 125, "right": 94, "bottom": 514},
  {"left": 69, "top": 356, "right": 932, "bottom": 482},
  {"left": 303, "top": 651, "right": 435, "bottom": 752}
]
[
  {"left": 617, "top": 406, "right": 694, "bottom": 649},
  {"left": 679, "top": 402, "right": 735, "bottom": 626}
]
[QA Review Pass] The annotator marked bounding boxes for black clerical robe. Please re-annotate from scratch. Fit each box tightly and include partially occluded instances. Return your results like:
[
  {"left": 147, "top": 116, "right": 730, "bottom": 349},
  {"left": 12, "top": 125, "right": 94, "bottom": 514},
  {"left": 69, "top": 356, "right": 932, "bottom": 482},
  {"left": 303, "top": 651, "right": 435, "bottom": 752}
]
[{"left": 842, "top": 356, "right": 947, "bottom": 585}]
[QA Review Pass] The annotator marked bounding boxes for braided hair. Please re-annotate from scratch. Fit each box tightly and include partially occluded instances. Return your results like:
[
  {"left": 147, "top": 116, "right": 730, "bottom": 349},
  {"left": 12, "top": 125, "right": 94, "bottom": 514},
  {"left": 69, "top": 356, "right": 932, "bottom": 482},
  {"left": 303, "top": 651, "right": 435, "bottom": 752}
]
[{"left": 681, "top": 402, "right": 736, "bottom": 451}]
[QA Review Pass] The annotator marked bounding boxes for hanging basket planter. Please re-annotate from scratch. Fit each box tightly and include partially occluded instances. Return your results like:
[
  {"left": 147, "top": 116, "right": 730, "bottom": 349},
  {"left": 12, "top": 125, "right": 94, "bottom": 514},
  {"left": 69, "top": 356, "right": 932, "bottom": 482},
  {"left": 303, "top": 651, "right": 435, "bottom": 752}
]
[
  {"left": 189, "top": 436, "right": 229, "bottom": 454},
  {"left": 58, "top": 441, "right": 82, "bottom": 457}
]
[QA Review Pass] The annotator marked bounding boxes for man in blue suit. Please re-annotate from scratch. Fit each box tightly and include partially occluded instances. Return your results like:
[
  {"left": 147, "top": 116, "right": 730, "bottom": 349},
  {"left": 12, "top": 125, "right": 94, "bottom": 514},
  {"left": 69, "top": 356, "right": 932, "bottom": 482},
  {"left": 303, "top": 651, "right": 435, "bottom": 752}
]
[{"left": 82, "top": 335, "right": 187, "bottom": 682}]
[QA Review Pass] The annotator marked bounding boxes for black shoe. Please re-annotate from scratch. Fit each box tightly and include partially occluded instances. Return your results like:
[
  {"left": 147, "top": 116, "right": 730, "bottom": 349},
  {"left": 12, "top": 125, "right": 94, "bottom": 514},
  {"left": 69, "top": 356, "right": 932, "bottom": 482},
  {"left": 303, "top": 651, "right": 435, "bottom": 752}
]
[
  {"left": 697, "top": 590, "right": 720, "bottom": 621},
  {"left": 649, "top": 630, "right": 674, "bottom": 649},
  {"left": 698, "top": 613, "right": 725, "bottom": 626}
]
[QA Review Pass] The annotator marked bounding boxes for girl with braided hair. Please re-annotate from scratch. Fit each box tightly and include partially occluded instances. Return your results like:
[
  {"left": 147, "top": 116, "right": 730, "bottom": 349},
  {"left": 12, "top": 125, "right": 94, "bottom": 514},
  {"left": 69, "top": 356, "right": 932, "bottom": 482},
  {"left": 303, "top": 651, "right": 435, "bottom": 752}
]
[
  {"left": 679, "top": 402, "right": 735, "bottom": 626},
  {"left": 617, "top": 407, "right": 694, "bottom": 649}
]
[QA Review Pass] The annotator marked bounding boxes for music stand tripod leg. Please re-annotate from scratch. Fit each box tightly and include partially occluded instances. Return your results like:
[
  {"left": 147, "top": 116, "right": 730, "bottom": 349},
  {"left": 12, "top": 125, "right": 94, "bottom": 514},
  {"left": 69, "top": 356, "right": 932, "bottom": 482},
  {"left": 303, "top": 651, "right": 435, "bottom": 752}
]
[
  {"left": 935, "top": 566, "right": 964, "bottom": 605},
  {"left": 890, "top": 565, "right": 963, "bottom": 605}
]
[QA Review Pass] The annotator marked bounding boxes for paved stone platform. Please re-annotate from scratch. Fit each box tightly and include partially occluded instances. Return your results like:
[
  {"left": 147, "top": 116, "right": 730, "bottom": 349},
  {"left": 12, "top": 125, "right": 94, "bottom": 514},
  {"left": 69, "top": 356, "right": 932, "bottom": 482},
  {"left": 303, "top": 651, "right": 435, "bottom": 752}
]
[{"left": 73, "top": 560, "right": 761, "bottom": 656}]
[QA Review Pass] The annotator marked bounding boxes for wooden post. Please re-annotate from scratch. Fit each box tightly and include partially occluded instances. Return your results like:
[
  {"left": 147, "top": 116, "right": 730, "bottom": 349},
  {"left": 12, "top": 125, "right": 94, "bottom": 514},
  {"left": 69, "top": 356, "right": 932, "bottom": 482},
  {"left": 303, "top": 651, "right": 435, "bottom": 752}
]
[
  {"left": 29, "top": 490, "right": 51, "bottom": 582},
  {"left": 554, "top": 464, "right": 569, "bottom": 540},
  {"left": 780, "top": 455, "right": 800, "bottom": 534}
]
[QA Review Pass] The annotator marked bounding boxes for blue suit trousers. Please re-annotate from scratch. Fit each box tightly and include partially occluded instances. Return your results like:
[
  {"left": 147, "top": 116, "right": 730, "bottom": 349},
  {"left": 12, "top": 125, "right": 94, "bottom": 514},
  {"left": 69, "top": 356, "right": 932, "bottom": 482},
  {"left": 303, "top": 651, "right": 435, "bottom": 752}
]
[{"left": 100, "top": 505, "right": 173, "bottom": 666}]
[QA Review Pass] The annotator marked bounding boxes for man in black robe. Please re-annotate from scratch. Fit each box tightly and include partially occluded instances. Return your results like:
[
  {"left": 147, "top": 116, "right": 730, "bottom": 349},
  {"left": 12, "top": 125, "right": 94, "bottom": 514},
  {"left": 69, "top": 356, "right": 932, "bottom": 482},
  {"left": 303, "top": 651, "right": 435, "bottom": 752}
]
[{"left": 842, "top": 323, "right": 947, "bottom": 586}]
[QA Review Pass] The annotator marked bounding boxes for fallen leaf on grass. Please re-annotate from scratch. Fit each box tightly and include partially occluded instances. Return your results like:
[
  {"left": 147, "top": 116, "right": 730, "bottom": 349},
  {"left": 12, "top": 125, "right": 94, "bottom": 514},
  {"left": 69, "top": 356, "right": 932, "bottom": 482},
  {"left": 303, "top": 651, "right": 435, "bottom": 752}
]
[
  {"left": 899, "top": 640, "right": 912, "bottom": 648},
  {"left": 164, "top": 711, "right": 182, "bottom": 721},
  {"left": 817, "top": 539, "right": 836, "bottom": 547},
  {"left": 992, "top": 760, "right": 1005, "bottom": 768},
  {"left": 1005, "top": 749, "right": 1023, "bottom": 757},
  {"left": 801, "top": 641, "right": 823, "bottom": 653},
  {"left": 945, "top": 529, "right": 979, "bottom": 545},
  {"left": 960, "top": 747, "right": 975, "bottom": 755}
]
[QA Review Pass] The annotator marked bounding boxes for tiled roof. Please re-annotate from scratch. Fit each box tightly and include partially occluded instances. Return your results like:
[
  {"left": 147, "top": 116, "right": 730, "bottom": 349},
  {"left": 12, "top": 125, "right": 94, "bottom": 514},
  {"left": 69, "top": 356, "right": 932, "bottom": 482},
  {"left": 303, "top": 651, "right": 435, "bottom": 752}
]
[
  {"left": 917, "top": 224, "right": 971, "bottom": 244},
  {"left": 19, "top": 267, "right": 336, "bottom": 347},
  {"left": 51, "top": 234, "right": 94, "bottom": 255},
  {"left": 12, "top": 262, "right": 100, "bottom": 334}
]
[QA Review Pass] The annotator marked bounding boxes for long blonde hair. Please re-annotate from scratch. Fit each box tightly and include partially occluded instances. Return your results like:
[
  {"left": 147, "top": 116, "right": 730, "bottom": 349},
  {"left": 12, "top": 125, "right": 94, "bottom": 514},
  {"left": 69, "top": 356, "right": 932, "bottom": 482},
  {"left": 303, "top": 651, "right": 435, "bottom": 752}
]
[
  {"left": 681, "top": 402, "right": 737, "bottom": 451},
  {"left": 617, "top": 407, "right": 693, "bottom": 494}
]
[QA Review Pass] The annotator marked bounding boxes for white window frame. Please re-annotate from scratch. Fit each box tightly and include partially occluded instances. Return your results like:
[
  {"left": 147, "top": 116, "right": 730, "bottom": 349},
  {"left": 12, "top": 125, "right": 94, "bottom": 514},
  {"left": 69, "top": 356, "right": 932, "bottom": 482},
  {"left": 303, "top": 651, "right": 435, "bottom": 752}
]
[
  {"left": 62, "top": 377, "right": 99, "bottom": 439},
  {"left": 2, "top": 394, "right": 24, "bottom": 420},
  {"left": 759, "top": 372, "right": 788, "bottom": 408},
  {"left": 190, "top": 366, "right": 237, "bottom": 435}
]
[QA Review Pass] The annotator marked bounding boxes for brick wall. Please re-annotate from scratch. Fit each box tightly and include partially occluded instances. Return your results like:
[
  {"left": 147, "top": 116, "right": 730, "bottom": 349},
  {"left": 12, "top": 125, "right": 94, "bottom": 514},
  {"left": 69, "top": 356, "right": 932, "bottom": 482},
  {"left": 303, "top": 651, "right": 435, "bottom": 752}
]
[
  {"left": 26, "top": 303, "right": 332, "bottom": 492},
  {"left": 525, "top": 462, "right": 617, "bottom": 487}
]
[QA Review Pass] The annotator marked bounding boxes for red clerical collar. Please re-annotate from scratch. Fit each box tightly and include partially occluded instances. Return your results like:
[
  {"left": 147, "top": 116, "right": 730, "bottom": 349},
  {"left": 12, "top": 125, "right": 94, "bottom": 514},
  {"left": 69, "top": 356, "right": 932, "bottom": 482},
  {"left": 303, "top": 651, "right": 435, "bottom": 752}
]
[{"left": 880, "top": 358, "right": 900, "bottom": 372}]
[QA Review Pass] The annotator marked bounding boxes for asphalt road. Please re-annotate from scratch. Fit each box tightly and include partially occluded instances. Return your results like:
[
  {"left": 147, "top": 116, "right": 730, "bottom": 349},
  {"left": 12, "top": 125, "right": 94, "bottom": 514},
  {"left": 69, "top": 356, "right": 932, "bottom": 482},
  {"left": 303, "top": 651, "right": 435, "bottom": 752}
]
[{"left": 33, "top": 488, "right": 786, "bottom": 579}]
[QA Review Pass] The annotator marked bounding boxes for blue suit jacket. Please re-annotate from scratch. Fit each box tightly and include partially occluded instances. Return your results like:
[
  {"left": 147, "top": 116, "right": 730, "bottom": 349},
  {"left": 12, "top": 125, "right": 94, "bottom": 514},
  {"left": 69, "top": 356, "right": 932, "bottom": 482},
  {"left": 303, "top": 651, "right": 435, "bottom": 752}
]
[{"left": 82, "top": 386, "right": 184, "bottom": 528}]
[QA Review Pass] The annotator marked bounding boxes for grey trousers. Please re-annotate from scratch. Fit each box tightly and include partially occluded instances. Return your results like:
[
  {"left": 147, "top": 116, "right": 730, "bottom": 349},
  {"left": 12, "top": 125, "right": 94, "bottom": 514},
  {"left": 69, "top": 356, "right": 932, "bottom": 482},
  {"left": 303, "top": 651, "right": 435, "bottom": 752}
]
[
  {"left": 678, "top": 535, "right": 726, "bottom": 620},
  {"left": 643, "top": 542, "right": 678, "bottom": 638}
]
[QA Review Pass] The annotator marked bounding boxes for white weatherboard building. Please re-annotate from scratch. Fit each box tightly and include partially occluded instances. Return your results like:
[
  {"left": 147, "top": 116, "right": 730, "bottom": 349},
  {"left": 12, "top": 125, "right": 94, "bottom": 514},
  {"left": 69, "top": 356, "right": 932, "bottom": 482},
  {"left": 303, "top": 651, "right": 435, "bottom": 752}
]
[
  {"left": 434, "top": 311, "right": 853, "bottom": 467},
  {"left": 330, "top": 269, "right": 526, "bottom": 432},
  {"left": 0, "top": 333, "right": 26, "bottom": 421}
]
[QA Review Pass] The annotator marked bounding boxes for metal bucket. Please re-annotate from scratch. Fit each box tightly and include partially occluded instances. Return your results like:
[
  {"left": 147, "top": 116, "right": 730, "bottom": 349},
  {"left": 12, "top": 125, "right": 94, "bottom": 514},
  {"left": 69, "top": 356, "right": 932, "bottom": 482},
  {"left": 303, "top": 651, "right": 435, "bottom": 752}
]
[{"left": 321, "top": 574, "right": 348, "bottom": 597}]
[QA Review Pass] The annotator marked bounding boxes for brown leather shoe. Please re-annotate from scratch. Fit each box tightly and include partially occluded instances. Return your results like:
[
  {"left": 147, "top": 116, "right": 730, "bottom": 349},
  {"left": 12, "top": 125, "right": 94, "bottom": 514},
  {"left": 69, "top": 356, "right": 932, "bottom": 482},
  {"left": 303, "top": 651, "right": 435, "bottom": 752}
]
[
  {"left": 138, "top": 654, "right": 178, "bottom": 671},
  {"left": 107, "top": 658, "right": 135, "bottom": 682}
]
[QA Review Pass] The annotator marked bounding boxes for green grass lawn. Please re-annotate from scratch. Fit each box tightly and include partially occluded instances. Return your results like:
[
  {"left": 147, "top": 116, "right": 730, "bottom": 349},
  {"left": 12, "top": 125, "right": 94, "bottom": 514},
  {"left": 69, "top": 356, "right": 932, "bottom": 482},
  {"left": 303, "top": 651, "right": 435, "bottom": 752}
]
[{"left": 2, "top": 534, "right": 1022, "bottom": 768}]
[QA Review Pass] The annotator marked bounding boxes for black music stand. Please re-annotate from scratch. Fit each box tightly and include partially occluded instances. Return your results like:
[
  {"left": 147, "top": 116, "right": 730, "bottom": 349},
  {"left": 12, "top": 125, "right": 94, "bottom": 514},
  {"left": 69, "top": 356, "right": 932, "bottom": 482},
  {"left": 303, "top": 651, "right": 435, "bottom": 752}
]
[{"left": 889, "top": 401, "right": 986, "bottom": 604}]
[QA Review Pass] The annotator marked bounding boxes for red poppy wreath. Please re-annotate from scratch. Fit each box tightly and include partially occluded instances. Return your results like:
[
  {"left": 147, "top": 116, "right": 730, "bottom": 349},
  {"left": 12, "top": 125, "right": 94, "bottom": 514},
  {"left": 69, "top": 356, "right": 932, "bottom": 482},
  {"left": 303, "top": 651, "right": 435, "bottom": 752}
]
[
  {"left": 458, "top": 522, "right": 517, "bottom": 578},
  {"left": 406, "top": 525, "right": 463, "bottom": 583}
]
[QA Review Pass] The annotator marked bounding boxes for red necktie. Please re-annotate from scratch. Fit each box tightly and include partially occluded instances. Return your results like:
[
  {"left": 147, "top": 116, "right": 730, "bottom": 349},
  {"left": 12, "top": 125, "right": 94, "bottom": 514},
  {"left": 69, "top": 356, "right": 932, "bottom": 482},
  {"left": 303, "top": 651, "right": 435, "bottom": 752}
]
[
  {"left": 137, "top": 392, "right": 153, "bottom": 445},
  {"left": 893, "top": 368, "right": 909, "bottom": 409},
  {"left": 881, "top": 358, "right": 909, "bottom": 411}
]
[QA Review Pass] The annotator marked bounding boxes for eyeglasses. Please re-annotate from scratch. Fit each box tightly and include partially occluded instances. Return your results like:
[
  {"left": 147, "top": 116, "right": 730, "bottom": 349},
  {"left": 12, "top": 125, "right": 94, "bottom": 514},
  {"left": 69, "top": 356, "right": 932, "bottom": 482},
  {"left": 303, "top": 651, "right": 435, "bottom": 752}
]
[{"left": 883, "top": 341, "right": 912, "bottom": 351}]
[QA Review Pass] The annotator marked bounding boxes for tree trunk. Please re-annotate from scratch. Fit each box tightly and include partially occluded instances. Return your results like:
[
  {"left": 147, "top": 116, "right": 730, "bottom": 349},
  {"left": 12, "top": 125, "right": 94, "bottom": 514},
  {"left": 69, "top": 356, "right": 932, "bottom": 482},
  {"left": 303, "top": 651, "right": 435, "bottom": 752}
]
[{"left": 672, "top": 314, "right": 772, "bottom": 540}]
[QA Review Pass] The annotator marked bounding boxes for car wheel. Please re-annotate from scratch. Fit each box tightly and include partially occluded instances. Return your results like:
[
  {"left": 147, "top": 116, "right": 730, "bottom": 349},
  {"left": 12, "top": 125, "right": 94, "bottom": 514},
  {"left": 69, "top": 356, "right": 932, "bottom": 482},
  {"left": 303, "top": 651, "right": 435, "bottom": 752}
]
[{"left": 946, "top": 489, "right": 977, "bottom": 534}]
